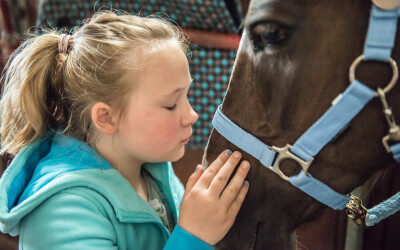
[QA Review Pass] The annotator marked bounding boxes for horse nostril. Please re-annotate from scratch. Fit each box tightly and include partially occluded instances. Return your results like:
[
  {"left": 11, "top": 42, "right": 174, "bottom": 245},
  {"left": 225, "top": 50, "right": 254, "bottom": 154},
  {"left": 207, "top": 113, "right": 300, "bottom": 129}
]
[{"left": 279, "top": 158, "right": 302, "bottom": 177}]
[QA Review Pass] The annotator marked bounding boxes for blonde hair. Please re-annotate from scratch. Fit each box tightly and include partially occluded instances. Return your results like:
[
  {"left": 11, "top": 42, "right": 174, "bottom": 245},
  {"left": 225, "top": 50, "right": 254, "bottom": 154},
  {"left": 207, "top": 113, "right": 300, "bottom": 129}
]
[{"left": 0, "top": 11, "right": 189, "bottom": 155}]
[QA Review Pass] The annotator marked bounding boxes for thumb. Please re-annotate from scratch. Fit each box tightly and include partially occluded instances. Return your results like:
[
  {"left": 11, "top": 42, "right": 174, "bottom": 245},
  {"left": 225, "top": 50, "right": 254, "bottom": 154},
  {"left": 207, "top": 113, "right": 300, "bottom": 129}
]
[{"left": 184, "top": 165, "right": 204, "bottom": 194}]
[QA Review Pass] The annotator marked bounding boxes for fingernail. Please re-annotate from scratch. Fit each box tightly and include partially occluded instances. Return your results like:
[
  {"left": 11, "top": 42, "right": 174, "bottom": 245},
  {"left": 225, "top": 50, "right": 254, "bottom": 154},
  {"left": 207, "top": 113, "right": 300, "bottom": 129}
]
[
  {"left": 195, "top": 165, "right": 199, "bottom": 172},
  {"left": 233, "top": 151, "right": 241, "bottom": 158},
  {"left": 242, "top": 162, "right": 249, "bottom": 170},
  {"left": 243, "top": 180, "right": 249, "bottom": 187},
  {"left": 226, "top": 149, "right": 232, "bottom": 156}
]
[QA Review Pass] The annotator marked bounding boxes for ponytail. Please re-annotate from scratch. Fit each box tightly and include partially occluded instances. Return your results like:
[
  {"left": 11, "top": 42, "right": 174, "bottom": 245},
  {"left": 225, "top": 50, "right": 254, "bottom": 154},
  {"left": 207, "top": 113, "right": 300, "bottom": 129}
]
[{"left": 0, "top": 32, "right": 69, "bottom": 155}]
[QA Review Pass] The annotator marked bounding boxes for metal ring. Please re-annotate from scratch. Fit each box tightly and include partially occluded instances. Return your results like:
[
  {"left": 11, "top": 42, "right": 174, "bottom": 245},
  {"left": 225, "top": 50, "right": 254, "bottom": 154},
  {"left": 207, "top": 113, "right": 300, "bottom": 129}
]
[
  {"left": 349, "top": 54, "right": 399, "bottom": 95},
  {"left": 271, "top": 144, "right": 313, "bottom": 182}
]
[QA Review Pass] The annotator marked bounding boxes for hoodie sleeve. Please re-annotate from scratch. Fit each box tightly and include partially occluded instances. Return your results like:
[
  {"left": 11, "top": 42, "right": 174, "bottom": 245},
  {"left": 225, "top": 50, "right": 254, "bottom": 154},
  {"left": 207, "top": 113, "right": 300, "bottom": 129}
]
[
  {"left": 19, "top": 189, "right": 118, "bottom": 250},
  {"left": 163, "top": 225, "right": 214, "bottom": 250}
]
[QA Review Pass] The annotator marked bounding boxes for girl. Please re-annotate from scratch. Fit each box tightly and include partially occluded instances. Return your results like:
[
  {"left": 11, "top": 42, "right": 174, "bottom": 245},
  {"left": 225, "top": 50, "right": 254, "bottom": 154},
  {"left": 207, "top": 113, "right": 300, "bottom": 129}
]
[{"left": 0, "top": 11, "right": 250, "bottom": 249}]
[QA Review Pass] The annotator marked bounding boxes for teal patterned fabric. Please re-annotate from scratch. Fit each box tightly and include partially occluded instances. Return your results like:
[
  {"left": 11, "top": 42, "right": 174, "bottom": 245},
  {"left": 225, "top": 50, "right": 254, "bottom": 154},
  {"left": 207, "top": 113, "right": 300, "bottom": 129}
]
[
  {"left": 37, "top": 0, "right": 241, "bottom": 147},
  {"left": 188, "top": 47, "right": 236, "bottom": 146},
  {"left": 38, "top": 0, "right": 242, "bottom": 33}
]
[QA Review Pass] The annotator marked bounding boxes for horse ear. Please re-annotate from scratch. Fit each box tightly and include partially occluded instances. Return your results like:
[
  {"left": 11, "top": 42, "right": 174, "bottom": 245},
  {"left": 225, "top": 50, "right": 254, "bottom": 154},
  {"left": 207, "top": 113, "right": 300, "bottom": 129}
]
[{"left": 372, "top": 0, "right": 400, "bottom": 9}]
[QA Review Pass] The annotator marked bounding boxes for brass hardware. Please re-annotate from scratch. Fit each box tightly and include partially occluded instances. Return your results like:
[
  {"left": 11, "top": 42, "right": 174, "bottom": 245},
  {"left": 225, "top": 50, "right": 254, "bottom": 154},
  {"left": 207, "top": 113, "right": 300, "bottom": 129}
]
[
  {"left": 349, "top": 55, "right": 398, "bottom": 96},
  {"left": 377, "top": 88, "right": 400, "bottom": 153},
  {"left": 271, "top": 144, "right": 314, "bottom": 181},
  {"left": 346, "top": 195, "right": 367, "bottom": 226}
]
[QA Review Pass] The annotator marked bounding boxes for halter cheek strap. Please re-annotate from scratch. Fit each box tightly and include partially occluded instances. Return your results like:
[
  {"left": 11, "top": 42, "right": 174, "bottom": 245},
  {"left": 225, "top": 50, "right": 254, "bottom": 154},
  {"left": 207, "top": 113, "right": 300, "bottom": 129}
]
[{"left": 290, "top": 81, "right": 375, "bottom": 162}]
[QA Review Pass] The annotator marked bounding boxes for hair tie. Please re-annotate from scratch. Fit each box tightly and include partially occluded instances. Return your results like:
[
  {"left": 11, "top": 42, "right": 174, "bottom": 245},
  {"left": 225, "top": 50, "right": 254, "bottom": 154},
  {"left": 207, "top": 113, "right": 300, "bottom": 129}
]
[{"left": 58, "top": 34, "right": 71, "bottom": 54}]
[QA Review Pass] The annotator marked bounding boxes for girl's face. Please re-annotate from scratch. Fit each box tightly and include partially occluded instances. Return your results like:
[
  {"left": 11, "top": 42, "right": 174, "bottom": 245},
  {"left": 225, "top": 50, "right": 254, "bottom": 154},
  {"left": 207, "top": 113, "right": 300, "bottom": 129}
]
[{"left": 114, "top": 44, "right": 198, "bottom": 164}]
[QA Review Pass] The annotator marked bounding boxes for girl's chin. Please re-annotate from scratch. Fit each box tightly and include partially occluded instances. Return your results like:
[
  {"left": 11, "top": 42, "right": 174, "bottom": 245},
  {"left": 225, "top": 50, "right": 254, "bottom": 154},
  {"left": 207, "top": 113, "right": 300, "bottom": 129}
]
[{"left": 170, "top": 145, "right": 186, "bottom": 162}]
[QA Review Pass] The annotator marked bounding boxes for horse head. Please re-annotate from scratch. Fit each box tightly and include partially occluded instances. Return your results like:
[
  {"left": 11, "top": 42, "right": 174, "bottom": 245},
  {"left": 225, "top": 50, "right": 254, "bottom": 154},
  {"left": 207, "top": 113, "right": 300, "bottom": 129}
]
[{"left": 203, "top": 0, "right": 400, "bottom": 249}]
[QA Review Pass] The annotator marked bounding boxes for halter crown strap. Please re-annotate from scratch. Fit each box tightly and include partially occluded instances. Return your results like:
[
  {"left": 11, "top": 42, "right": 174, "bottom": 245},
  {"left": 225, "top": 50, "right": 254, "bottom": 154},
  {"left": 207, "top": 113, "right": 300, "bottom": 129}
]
[
  {"left": 364, "top": 5, "right": 400, "bottom": 61},
  {"left": 365, "top": 5, "right": 400, "bottom": 167}
]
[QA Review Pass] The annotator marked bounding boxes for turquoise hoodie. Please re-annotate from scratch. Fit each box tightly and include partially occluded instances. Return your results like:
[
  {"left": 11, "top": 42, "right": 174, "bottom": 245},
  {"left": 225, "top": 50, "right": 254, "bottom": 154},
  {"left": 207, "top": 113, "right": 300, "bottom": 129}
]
[{"left": 0, "top": 132, "right": 213, "bottom": 250}]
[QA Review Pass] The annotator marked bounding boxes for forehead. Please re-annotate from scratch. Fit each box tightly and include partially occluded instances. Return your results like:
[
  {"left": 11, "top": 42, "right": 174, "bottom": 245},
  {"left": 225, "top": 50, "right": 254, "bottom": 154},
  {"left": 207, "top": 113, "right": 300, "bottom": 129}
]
[{"left": 126, "top": 44, "right": 190, "bottom": 96}]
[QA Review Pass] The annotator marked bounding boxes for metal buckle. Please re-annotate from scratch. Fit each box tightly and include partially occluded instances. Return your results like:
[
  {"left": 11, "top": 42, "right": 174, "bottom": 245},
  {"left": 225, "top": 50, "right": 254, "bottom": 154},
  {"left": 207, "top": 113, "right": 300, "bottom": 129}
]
[
  {"left": 271, "top": 144, "right": 314, "bottom": 182},
  {"left": 349, "top": 55, "right": 398, "bottom": 96},
  {"left": 377, "top": 88, "right": 400, "bottom": 153},
  {"left": 346, "top": 195, "right": 367, "bottom": 226}
]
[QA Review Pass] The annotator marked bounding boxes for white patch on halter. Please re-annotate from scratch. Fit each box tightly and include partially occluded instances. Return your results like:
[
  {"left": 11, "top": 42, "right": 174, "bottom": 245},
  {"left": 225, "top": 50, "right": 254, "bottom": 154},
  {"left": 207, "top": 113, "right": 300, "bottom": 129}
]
[{"left": 372, "top": 0, "right": 400, "bottom": 9}]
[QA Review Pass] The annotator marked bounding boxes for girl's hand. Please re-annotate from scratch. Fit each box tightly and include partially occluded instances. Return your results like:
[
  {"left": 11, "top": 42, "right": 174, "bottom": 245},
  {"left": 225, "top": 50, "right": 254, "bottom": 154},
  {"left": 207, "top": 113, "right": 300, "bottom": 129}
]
[{"left": 178, "top": 150, "right": 250, "bottom": 246}]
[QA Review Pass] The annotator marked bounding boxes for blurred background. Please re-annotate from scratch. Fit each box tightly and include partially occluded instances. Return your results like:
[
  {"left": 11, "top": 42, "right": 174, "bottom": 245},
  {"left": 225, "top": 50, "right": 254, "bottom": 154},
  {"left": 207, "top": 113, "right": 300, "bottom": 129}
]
[{"left": 0, "top": 1, "right": 399, "bottom": 249}]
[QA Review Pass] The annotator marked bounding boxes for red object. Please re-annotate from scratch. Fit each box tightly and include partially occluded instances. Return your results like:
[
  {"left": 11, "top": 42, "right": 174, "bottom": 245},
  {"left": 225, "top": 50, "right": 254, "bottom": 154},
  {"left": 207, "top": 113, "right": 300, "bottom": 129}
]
[{"left": 182, "top": 28, "right": 241, "bottom": 50}]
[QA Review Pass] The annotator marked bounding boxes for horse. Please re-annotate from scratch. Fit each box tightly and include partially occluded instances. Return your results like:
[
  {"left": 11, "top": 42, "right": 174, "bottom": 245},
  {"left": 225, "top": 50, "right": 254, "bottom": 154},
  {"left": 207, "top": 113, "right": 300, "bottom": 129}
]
[{"left": 202, "top": 0, "right": 400, "bottom": 249}]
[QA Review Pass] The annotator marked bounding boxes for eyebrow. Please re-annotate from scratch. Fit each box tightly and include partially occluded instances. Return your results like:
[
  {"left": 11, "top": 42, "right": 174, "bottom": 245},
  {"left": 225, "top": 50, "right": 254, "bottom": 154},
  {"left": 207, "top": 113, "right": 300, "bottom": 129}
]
[{"left": 161, "top": 79, "right": 193, "bottom": 97}]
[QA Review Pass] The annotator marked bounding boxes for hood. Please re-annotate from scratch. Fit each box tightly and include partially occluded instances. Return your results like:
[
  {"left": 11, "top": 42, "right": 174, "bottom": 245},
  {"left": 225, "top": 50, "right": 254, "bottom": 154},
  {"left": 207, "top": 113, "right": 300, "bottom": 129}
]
[{"left": 0, "top": 132, "right": 182, "bottom": 236}]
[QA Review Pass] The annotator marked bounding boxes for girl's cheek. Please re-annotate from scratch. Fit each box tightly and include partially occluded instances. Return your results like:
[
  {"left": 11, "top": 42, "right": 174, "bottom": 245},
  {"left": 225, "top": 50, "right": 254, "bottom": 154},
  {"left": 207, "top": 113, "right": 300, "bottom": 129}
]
[{"left": 156, "top": 119, "right": 180, "bottom": 140}]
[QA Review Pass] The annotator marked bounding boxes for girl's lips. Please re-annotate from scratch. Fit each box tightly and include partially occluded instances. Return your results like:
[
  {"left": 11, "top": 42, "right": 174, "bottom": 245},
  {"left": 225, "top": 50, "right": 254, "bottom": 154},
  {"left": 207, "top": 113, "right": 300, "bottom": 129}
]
[
  {"left": 181, "top": 137, "right": 190, "bottom": 144},
  {"left": 181, "top": 135, "right": 191, "bottom": 144}
]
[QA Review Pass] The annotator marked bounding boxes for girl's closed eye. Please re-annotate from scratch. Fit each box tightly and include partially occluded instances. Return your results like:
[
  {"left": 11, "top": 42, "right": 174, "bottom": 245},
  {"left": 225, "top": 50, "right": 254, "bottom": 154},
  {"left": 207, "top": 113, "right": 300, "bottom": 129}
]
[
  {"left": 163, "top": 82, "right": 191, "bottom": 111},
  {"left": 165, "top": 104, "right": 176, "bottom": 111}
]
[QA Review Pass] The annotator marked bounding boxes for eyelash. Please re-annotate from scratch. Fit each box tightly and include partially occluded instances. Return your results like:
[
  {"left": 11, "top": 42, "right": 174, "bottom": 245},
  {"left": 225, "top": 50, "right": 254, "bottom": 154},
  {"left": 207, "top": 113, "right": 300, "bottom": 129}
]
[
  {"left": 166, "top": 104, "right": 177, "bottom": 111},
  {"left": 165, "top": 89, "right": 190, "bottom": 111}
]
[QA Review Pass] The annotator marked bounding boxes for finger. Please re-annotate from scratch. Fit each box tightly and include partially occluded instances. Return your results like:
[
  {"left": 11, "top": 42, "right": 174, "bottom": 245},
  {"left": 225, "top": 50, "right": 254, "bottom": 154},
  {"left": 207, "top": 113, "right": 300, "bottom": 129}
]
[
  {"left": 220, "top": 160, "right": 250, "bottom": 204},
  {"left": 208, "top": 152, "right": 244, "bottom": 195},
  {"left": 184, "top": 165, "right": 204, "bottom": 197},
  {"left": 227, "top": 181, "right": 249, "bottom": 217},
  {"left": 197, "top": 149, "right": 232, "bottom": 189}
]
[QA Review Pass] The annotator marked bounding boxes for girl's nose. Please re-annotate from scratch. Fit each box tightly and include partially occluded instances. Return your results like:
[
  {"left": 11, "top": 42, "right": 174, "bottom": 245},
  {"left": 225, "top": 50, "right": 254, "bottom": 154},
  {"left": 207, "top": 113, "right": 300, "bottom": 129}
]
[{"left": 181, "top": 102, "right": 198, "bottom": 127}]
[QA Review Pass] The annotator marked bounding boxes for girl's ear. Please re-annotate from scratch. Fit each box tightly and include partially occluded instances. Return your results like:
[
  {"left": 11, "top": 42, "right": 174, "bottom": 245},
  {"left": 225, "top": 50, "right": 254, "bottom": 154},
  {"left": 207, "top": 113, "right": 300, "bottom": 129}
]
[{"left": 91, "top": 102, "right": 118, "bottom": 135}]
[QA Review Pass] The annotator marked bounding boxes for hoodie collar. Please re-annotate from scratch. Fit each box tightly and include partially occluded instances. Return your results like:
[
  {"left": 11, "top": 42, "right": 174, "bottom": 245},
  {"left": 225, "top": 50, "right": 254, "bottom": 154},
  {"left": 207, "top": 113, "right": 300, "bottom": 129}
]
[{"left": 0, "top": 132, "right": 177, "bottom": 235}]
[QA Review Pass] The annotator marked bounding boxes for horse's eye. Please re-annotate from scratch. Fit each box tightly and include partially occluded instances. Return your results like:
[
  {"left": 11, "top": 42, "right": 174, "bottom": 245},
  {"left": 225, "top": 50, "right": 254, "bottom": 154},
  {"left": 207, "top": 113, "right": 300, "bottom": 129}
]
[{"left": 250, "top": 22, "right": 289, "bottom": 51}]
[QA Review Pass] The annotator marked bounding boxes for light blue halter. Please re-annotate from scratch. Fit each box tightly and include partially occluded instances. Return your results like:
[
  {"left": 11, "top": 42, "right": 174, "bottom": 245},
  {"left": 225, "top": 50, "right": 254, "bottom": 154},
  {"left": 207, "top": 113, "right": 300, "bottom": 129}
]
[{"left": 212, "top": 4, "right": 400, "bottom": 226}]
